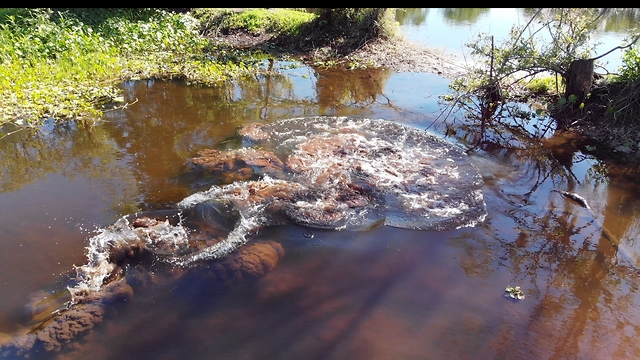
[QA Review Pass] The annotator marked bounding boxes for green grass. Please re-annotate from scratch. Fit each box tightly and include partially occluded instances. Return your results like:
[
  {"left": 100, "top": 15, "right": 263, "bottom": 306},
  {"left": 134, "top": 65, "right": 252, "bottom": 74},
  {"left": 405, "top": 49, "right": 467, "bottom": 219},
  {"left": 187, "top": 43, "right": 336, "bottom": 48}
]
[
  {"left": 0, "top": 8, "right": 253, "bottom": 127},
  {"left": 192, "top": 8, "right": 315, "bottom": 36},
  {"left": 524, "top": 75, "right": 564, "bottom": 95},
  {"left": 0, "top": 8, "right": 398, "bottom": 128}
]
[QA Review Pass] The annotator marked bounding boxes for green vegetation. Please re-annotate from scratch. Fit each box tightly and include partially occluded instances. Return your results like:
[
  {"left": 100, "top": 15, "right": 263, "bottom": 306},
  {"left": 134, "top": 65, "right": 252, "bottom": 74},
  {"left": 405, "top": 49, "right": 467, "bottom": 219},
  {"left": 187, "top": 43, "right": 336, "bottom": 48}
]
[
  {"left": 443, "top": 8, "right": 640, "bottom": 152},
  {"left": 262, "top": 9, "right": 399, "bottom": 69},
  {"left": 1, "top": 8, "right": 395, "bottom": 129},
  {"left": 192, "top": 8, "right": 314, "bottom": 36},
  {"left": 313, "top": 8, "right": 397, "bottom": 41},
  {"left": 524, "top": 76, "right": 563, "bottom": 96},
  {"left": 448, "top": 8, "right": 601, "bottom": 111},
  {"left": 194, "top": 8, "right": 398, "bottom": 62},
  {"left": 0, "top": 8, "right": 253, "bottom": 128},
  {"left": 618, "top": 46, "right": 640, "bottom": 82},
  {"left": 504, "top": 285, "right": 525, "bottom": 300}
]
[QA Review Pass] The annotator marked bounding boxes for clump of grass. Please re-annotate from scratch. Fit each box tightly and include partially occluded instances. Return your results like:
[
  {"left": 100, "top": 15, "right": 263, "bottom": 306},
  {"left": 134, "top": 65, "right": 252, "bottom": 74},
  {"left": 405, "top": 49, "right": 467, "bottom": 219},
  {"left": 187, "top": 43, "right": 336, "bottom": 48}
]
[
  {"left": 284, "top": 9, "right": 400, "bottom": 63},
  {"left": 192, "top": 8, "right": 315, "bottom": 37},
  {"left": 0, "top": 9, "right": 121, "bottom": 123},
  {"left": 313, "top": 8, "right": 398, "bottom": 41},
  {"left": 525, "top": 75, "right": 564, "bottom": 95},
  {"left": 0, "top": 8, "right": 252, "bottom": 128}
]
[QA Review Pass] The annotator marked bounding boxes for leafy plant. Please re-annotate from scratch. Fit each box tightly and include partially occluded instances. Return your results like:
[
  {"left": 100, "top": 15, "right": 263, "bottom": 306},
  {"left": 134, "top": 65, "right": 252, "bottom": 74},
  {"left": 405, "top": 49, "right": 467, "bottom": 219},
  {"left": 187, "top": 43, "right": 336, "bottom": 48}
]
[
  {"left": 525, "top": 75, "right": 564, "bottom": 95},
  {"left": 618, "top": 45, "right": 640, "bottom": 81},
  {"left": 0, "top": 8, "right": 255, "bottom": 128},
  {"left": 440, "top": 8, "right": 640, "bottom": 146},
  {"left": 455, "top": 9, "right": 602, "bottom": 100},
  {"left": 505, "top": 285, "right": 525, "bottom": 300}
]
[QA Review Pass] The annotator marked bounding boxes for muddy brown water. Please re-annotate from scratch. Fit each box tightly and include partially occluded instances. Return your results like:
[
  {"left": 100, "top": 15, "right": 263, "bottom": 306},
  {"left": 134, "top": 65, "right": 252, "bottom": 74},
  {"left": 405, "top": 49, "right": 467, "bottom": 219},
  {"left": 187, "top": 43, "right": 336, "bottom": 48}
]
[{"left": 2, "top": 66, "right": 640, "bottom": 359}]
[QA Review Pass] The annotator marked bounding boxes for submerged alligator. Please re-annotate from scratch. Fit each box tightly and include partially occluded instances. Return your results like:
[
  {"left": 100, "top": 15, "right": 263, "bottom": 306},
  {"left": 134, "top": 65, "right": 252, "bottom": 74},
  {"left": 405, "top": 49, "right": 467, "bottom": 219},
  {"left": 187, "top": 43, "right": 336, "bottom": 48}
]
[{"left": 1, "top": 116, "right": 487, "bottom": 356}]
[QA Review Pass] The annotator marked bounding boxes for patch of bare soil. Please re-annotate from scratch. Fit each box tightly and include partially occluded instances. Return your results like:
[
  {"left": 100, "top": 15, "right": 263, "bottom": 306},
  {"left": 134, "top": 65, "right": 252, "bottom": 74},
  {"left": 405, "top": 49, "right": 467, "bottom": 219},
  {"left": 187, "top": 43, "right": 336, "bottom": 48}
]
[
  {"left": 209, "top": 30, "right": 466, "bottom": 78},
  {"left": 209, "top": 32, "right": 276, "bottom": 49},
  {"left": 345, "top": 37, "right": 466, "bottom": 77}
]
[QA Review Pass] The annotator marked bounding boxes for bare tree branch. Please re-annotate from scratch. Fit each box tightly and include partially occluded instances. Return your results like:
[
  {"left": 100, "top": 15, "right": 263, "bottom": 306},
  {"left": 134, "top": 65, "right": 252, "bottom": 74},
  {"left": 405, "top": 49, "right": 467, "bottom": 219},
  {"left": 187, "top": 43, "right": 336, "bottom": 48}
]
[{"left": 590, "top": 34, "right": 640, "bottom": 61}]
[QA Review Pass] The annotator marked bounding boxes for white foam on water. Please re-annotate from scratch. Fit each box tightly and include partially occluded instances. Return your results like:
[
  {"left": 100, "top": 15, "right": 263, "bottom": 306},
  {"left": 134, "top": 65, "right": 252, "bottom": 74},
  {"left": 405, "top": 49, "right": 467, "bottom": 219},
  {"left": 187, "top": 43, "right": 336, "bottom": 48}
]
[
  {"left": 68, "top": 116, "right": 487, "bottom": 298},
  {"left": 69, "top": 217, "right": 190, "bottom": 298}
]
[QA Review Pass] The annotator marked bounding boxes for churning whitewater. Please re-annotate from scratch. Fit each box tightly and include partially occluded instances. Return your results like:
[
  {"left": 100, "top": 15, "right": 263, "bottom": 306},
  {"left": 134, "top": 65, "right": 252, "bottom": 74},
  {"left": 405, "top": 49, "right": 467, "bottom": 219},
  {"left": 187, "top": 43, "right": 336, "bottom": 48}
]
[
  {"left": 1, "top": 116, "right": 486, "bottom": 356},
  {"left": 79, "top": 116, "right": 487, "bottom": 294}
]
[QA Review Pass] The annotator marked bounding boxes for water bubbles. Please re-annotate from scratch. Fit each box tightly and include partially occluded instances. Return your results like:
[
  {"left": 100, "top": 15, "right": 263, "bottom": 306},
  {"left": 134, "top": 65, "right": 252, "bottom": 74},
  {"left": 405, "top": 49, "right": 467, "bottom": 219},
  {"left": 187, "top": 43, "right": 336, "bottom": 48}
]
[{"left": 67, "top": 117, "right": 486, "bottom": 302}]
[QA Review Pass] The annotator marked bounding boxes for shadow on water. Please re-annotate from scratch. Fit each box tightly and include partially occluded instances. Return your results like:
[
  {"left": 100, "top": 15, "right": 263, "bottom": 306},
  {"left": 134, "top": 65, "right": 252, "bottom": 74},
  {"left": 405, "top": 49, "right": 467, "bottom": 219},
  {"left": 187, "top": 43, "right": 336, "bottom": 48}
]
[{"left": 2, "top": 55, "right": 640, "bottom": 359}]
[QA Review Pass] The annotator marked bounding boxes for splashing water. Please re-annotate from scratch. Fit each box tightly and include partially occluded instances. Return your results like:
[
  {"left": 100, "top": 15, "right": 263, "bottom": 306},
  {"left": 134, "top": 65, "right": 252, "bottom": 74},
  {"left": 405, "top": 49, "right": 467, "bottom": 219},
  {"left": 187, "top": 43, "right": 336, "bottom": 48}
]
[
  {"left": 71, "top": 116, "right": 486, "bottom": 295},
  {"left": 70, "top": 216, "right": 191, "bottom": 296},
  {"left": 2, "top": 117, "right": 486, "bottom": 356},
  {"left": 170, "top": 116, "right": 487, "bottom": 266}
]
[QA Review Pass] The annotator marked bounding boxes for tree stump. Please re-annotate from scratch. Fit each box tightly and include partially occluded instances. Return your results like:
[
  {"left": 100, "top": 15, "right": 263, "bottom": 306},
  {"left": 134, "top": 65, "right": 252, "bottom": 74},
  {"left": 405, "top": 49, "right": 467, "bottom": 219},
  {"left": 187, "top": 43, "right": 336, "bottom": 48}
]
[{"left": 564, "top": 59, "right": 594, "bottom": 103}]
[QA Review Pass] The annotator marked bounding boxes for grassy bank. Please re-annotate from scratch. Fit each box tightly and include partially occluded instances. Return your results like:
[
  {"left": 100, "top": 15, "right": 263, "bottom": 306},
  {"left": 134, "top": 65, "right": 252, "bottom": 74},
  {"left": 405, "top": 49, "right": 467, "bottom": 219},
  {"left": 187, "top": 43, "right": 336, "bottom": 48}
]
[
  {"left": 193, "top": 8, "right": 314, "bottom": 37},
  {"left": 0, "top": 8, "right": 265, "bottom": 128},
  {"left": 0, "top": 8, "right": 401, "bottom": 131}
]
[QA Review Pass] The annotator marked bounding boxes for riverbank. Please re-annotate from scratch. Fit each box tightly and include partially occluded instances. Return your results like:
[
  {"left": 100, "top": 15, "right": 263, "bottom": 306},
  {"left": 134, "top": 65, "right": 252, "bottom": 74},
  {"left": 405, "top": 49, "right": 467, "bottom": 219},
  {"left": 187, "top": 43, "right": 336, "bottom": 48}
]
[
  {"left": 2, "top": 8, "right": 638, "bottom": 165},
  {"left": 202, "top": 8, "right": 465, "bottom": 76},
  {"left": 0, "top": 8, "right": 255, "bottom": 130},
  {"left": 0, "top": 8, "right": 464, "bottom": 132},
  {"left": 206, "top": 9, "right": 640, "bottom": 164}
]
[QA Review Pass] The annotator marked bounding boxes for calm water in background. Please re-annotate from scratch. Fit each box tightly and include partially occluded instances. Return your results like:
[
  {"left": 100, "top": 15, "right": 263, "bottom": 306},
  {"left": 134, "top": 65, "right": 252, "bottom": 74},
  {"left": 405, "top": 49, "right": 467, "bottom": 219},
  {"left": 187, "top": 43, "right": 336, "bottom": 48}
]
[
  {"left": 2, "top": 9, "right": 640, "bottom": 359},
  {"left": 396, "top": 8, "right": 640, "bottom": 72}
]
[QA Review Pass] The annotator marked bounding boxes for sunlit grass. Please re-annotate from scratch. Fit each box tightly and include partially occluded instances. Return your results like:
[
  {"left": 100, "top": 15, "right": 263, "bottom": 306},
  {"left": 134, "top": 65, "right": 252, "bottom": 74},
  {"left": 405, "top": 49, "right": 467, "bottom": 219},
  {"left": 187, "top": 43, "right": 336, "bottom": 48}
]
[
  {"left": 524, "top": 75, "right": 564, "bottom": 95},
  {"left": 0, "top": 8, "right": 254, "bottom": 127},
  {"left": 191, "top": 8, "right": 315, "bottom": 36}
]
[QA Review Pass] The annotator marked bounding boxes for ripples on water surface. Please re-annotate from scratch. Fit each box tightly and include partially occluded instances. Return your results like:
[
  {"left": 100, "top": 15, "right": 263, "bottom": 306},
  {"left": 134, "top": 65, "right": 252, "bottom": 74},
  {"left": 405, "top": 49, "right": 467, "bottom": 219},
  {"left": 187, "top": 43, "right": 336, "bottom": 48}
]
[{"left": 2, "top": 59, "right": 640, "bottom": 359}]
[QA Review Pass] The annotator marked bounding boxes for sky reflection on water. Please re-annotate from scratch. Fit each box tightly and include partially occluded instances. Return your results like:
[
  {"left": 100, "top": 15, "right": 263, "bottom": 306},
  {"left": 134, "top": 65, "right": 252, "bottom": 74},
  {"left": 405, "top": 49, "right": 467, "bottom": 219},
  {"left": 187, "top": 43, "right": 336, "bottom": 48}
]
[{"left": 2, "top": 10, "right": 640, "bottom": 359}]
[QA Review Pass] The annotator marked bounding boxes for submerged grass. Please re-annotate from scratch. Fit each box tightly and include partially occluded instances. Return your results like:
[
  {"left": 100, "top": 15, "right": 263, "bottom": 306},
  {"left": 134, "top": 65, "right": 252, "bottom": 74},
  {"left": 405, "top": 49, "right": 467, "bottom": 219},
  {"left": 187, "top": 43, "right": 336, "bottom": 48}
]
[{"left": 0, "top": 8, "right": 254, "bottom": 127}]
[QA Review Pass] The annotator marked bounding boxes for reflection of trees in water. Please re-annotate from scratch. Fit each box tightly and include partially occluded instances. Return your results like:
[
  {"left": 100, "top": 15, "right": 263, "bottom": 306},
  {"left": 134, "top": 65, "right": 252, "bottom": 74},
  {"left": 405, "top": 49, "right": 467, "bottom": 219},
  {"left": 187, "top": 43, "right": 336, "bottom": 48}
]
[
  {"left": 445, "top": 113, "right": 640, "bottom": 357},
  {"left": 0, "top": 121, "right": 139, "bottom": 216},
  {"left": 453, "top": 180, "right": 640, "bottom": 356},
  {"left": 397, "top": 8, "right": 640, "bottom": 32},
  {"left": 104, "top": 80, "right": 247, "bottom": 208},
  {"left": 502, "top": 198, "right": 640, "bottom": 357},
  {"left": 441, "top": 8, "right": 489, "bottom": 25},
  {"left": 228, "top": 62, "right": 306, "bottom": 120},
  {"left": 522, "top": 8, "right": 640, "bottom": 33},
  {"left": 315, "top": 67, "right": 392, "bottom": 114},
  {"left": 101, "top": 68, "right": 406, "bottom": 206},
  {"left": 235, "top": 73, "right": 295, "bottom": 107},
  {"left": 600, "top": 8, "right": 640, "bottom": 32},
  {"left": 0, "top": 68, "right": 391, "bottom": 213},
  {"left": 395, "top": 8, "right": 429, "bottom": 26},
  {"left": 103, "top": 73, "right": 310, "bottom": 208},
  {"left": 399, "top": 8, "right": 640, "bottom": 33}
]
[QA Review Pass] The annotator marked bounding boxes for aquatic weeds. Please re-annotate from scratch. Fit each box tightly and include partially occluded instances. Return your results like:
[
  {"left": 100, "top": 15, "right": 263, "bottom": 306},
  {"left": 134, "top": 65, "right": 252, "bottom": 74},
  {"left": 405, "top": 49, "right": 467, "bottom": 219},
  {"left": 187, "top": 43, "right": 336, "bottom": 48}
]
[{"left": 505, "top": 285, "right": 525, "bottom": 300}]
